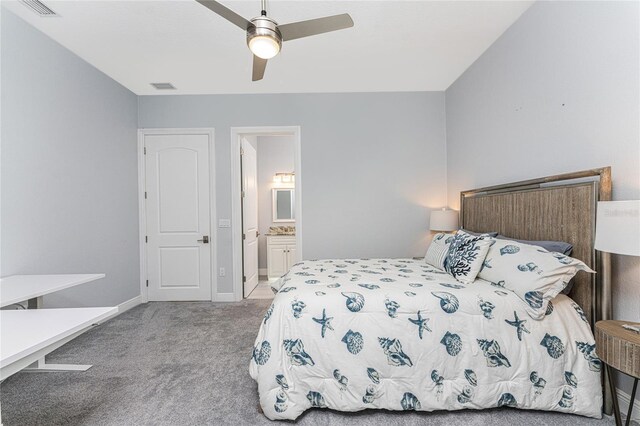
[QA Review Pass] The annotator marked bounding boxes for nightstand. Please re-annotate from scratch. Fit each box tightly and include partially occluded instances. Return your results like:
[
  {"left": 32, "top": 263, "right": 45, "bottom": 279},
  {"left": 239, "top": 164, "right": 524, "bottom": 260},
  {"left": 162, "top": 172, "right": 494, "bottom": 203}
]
[{"left": 595, "top": 320, "right": 640, "bottom": 426}]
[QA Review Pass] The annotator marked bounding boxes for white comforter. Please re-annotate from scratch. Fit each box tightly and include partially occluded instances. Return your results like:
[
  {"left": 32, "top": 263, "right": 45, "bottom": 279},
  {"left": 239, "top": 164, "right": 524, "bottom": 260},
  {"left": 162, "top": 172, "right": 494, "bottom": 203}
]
[{"left": 249, "top": 259, "right": 602, "bottom": 420}]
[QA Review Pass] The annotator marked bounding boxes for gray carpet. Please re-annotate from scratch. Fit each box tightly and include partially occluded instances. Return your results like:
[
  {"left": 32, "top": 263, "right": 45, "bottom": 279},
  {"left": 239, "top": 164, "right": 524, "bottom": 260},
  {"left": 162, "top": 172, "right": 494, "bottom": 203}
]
[{"left": 0, "top": 301, "right": 630, "bottom": 426}]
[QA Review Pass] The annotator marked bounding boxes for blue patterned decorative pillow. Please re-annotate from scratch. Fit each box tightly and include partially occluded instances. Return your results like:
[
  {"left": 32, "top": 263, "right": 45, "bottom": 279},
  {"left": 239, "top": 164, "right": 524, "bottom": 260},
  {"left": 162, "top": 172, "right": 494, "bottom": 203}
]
[
  {"left": 424, "top": 233, "right": 454, "bottom": 270},
  {"left": 443, "top": 230, "right": 494, "bottom": 284},
  {"left": 478, "top": 239, "right": 594, "bottom": 319}
]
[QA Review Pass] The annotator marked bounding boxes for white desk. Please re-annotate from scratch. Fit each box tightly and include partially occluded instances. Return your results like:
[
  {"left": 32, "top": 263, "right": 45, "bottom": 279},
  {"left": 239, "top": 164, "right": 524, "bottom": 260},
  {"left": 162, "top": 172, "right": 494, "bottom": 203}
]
[
  {"left": 0, "top": 274, "right": 111, "bottom": 373},
  {"left": 0, "top": 274, "right": 106, "bottom": 308},
  {"left": 0, "top": 307, "right": 116, "bottom": 380}
]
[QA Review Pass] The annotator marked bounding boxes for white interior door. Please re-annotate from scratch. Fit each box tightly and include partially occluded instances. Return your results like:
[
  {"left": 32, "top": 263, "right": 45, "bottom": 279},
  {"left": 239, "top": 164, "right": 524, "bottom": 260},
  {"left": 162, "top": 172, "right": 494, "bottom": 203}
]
[
  {"left": 145, "top": 133, "right": 212, "bottom": 301},
  {"left": 241, "top": 138, "right": 259, "bottom": 297}
]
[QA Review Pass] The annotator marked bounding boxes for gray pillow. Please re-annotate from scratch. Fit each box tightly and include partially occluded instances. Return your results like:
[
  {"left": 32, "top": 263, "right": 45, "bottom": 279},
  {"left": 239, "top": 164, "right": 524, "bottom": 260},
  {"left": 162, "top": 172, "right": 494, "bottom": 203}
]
[
  {"left": 496, "top": 235, "right": 573, "bottom": 255},
  {"left": 461, "top": 229, "right": 499, "bottom": 237}
]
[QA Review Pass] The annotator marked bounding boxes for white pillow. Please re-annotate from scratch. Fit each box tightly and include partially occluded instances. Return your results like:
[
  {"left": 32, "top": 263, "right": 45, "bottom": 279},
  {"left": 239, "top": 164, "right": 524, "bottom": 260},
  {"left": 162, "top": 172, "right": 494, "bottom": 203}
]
[
  {"left": 478, "top": 239, "right": 594, "bottom": 319},
  {"left": 443, "top": 230, "right": 494, "bottom": 284},
  {"left": 424, "top": 233, "right": 454, "bottom": 269}
]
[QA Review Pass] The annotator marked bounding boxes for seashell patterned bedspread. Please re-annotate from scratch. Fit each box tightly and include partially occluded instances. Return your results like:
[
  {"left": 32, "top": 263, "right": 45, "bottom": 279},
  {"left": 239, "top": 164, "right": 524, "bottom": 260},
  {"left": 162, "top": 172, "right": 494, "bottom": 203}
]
[{"left": 249, "top": 259, "right": 602, "bottom": 420}]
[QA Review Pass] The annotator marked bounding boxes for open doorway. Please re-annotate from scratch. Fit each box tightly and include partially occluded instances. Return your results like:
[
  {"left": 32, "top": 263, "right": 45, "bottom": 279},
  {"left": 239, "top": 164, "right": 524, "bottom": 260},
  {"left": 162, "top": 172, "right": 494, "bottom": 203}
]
[{"left": 230, "top": 127, "right": 302, "bottom": 301}]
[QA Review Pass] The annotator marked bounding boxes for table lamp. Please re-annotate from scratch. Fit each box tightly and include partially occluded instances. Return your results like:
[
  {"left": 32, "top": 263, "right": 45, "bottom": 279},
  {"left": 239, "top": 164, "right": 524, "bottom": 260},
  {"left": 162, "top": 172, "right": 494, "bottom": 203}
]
[
  {"left": 594, "top": 200, "right": 639, "bottom": 426},
  {"left": 430, "top": 208, "right": 459, "bottom": 233},
  {"left": 594, "top": 200, "right": 640, "bottom": 331}
]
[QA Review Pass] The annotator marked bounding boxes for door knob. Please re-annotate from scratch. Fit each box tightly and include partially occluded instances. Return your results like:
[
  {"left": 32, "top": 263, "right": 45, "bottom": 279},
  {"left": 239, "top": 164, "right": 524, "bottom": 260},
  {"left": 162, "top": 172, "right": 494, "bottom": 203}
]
[{"left": 197, "top": 236, "right": 209, "bottom": 244}]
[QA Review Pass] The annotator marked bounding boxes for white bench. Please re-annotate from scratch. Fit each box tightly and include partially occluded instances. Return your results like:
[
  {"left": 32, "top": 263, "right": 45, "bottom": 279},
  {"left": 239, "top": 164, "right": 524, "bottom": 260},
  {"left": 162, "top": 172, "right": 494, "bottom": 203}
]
[
  {"left": 0, "top": 274, "right": 116, "bottom": 377},
  {"left": 1, "top": 274, "right": 106, "bottom": 309},
  {"left": 1, "top": 307, "right": 116, "bottom": 380}
]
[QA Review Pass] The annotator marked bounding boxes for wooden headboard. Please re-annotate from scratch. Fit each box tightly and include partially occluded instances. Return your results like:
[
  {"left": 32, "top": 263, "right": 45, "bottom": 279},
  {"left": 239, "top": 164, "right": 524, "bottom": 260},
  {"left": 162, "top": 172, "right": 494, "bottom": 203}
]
[{"left": 460, "top": 167, "right": 612, "bottom": 328}]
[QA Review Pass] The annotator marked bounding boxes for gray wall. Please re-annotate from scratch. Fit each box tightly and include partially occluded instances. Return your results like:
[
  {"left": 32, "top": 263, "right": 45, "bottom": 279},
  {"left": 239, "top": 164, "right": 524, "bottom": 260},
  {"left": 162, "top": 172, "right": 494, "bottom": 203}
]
[
  {"left": 256, "top": 135, "right": 296, "bottom": 270},
  {"left": 446, "top": 0, "right": 639, "bottom": 395},
  {"left": 1, "top": 9, "right": 140, "bottom": 307},
  {"left": 139, "top": 91, "right": 448, "bottom": 294}
]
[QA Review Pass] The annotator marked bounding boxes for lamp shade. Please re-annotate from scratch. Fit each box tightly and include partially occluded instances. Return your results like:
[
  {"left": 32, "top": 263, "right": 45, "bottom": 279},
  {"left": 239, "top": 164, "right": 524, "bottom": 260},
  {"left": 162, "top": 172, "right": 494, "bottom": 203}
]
[
  {"left": 594, "top": 200, "right": 640, "bottom": 256},
  {"left": 430, "top": 208, "right": 459, "bottom": 232}
]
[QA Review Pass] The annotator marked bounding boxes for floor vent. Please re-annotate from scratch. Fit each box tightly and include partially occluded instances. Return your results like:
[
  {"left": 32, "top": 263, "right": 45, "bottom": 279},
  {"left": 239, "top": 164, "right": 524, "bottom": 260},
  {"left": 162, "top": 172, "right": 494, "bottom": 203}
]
[
  {"left": 150, "top": 83, "right": 177, "bottom": 90},
  {"left": 20, "top": 0, "right": 57, "bottom": 16}
]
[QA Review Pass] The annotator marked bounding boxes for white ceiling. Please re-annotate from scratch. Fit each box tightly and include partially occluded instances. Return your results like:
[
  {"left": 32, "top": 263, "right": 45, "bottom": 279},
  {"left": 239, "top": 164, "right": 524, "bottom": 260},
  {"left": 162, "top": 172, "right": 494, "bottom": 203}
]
[{"left": 4, "top": 0, "right": 534, "bottom": 95}]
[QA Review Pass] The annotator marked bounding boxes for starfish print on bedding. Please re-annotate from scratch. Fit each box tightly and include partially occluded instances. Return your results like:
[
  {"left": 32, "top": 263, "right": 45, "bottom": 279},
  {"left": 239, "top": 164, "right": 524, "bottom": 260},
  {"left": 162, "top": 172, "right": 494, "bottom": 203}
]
[
  {"left": 505, "top": 311, "right": 530, "bottom": 341},
  {"left": 408, "top": 311, "right": 432, "bottom": 339},
  {"left": 312, "top": 309, "right": 334, "bottom": 338}
]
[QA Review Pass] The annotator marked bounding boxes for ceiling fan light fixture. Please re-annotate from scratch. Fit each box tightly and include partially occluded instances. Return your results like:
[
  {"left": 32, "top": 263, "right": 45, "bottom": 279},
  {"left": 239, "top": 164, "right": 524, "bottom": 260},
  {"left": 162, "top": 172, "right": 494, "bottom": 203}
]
[
  {"left": 246, "top": 16, "right": 282, "bottom": 60},
  {"left": 195, "top": 0, "right": 354, "bottom": 81},
  {"left": 248, "top": 35, "right": 280, "bottom": 59}
]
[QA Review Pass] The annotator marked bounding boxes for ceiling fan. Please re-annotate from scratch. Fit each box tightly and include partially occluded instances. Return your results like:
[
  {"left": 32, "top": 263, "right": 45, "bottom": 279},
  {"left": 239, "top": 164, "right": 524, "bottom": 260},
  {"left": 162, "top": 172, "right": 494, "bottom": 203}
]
[{"left": 195, "top": 0, "right": 354, "bottom": 81}]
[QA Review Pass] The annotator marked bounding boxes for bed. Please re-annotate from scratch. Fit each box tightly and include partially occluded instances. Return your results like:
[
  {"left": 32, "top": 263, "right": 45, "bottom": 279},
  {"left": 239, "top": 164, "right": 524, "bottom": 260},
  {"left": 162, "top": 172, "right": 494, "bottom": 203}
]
[{"left": 249, "top": 167, "right": 612, "bottom": 421}]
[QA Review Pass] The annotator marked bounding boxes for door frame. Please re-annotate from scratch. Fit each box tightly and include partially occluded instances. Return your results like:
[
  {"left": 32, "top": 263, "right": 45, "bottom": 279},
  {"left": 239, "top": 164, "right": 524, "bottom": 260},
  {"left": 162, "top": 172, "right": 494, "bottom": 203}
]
[
  {"left": 230, "top": 126, "right": 302, "bottom": 302},
  {"left": 137, "top": 128, "right": 217, "bottom": 303}
]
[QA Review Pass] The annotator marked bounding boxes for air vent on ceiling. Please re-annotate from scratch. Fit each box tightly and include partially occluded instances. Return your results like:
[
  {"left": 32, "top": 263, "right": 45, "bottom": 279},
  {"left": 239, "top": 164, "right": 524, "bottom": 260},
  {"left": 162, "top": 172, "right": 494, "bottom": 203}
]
[
  {"left": 20, "top": 0, "right": 57, "bottom": 17},
  {"left": 150, "top": 83, "right": 177, "bottom": 90}
]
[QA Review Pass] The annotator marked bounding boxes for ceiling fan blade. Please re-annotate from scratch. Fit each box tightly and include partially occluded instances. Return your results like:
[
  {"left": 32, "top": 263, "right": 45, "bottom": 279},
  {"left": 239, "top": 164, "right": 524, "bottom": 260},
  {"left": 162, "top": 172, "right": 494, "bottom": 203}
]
[
  {"left": 278, "top": 13, "right": 354, "bottom": 42},
  {"left": 195, "top": 0, "right": 253, "bottom": 31},
  {"left": 252, "top": 55, "right": 268, "bottom": 81}
]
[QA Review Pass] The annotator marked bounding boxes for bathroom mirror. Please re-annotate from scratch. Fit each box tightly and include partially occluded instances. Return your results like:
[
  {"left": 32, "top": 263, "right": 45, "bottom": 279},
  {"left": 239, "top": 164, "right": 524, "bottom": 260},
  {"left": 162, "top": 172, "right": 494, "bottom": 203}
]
[{"left": 272, "top": 188, "right": 295, "bottom": 222}]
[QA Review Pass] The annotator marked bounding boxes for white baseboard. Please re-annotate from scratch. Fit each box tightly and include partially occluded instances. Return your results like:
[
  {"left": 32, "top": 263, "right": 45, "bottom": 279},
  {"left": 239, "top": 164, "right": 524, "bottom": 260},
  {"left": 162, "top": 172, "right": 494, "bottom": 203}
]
[
  {"left": 258, "top": 268, "right": 268, "bottom": 276},
  {"left": 618, "top": 386, "right": 640, "bottom": 423},
  {"left": 213, "top": 292, "right": 236, "bottom": 302},
  {"left": 101, "top": 294, "right": 143, "bottom": 322},
  {"left": 118, "top": 295, "right": 143, "bottom": 313}
]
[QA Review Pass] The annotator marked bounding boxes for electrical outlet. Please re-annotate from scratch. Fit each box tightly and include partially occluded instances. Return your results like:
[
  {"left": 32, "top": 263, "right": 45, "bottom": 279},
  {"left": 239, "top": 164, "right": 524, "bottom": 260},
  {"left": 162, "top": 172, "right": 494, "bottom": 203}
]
[{"left": 219, "top": 267, "right": 226, "bottom": 277}]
